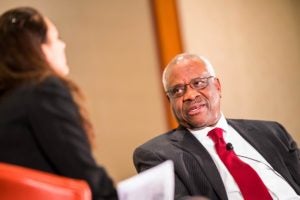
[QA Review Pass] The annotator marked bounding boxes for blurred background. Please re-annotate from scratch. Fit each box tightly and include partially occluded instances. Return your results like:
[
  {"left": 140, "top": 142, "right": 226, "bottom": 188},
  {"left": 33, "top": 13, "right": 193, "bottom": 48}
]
[{"left": 1, "top": 0, "right": 299, "bottom": 184}]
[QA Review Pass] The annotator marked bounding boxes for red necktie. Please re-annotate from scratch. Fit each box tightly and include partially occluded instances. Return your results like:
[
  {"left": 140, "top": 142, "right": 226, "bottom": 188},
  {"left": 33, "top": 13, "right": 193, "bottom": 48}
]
[{"left": 208, "top": 128, "right": 272, "bottom": 200}]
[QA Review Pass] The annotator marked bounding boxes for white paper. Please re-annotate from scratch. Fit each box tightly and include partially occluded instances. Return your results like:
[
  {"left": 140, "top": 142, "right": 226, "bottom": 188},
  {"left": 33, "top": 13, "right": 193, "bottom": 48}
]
[{"left": 117, "top": 160, "right": 174, "bottom": 200}]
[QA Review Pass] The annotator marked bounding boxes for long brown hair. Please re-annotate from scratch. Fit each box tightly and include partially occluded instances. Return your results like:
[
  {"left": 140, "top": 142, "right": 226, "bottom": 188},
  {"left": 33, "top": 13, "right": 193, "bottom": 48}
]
[{"left": 0, "top": 7, "right": 94, "bottom": 148}]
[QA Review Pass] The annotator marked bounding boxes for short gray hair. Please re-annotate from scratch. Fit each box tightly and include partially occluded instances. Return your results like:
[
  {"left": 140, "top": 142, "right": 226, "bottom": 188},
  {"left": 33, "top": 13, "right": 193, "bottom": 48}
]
[{"left": 162, "top": 53, "right": 216, "bottom": 91}]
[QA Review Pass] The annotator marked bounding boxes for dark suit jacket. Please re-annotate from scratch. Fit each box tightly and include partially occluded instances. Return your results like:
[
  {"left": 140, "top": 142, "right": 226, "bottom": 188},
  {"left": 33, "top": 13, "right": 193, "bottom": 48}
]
[
  {"left": 0, "top": 76, "right": 117, "bottom": 200},
  {"left": 133, "top": 119, "right": 300, "bottom": 200}
]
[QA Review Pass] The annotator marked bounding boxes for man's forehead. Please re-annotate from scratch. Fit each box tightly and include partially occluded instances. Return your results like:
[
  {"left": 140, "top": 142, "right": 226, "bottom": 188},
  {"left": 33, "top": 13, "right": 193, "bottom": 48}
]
[
  {"left": 170, "top": 59, "right": 207, "bottom": 74},
  {"left": 166, "top": 62, "right": 209, "bottom": 85}
]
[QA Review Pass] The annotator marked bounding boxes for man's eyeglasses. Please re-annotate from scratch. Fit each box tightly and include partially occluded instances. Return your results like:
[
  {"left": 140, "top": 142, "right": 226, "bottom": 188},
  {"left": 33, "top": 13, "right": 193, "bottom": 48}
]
[{"left": 166, "top": 76, "right": 214, "bottom": 98}]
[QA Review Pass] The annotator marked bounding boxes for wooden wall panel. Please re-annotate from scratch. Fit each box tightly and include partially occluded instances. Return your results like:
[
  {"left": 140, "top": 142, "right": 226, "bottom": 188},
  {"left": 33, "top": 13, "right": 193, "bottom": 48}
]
[{"left": 151, "top": 0, "right": 183, "bottom": 129}]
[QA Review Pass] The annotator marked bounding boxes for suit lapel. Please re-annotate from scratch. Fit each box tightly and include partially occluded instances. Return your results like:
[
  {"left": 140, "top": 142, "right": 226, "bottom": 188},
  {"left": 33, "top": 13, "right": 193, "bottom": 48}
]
[
  {"left": 169, "top": 126, "right": 228, "bottom": 200},
  {"left": 228, "top": 119, "right": 273, "bottom": 157},
  {"left": 227, "top": 119, "right": 292, "bottom": 182}
]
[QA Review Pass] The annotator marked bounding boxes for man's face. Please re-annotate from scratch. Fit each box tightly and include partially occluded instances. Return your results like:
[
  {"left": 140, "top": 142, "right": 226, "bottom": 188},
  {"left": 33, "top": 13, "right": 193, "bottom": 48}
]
[{"left": 165, "top": 59, "right": 222, "bottom": 129}]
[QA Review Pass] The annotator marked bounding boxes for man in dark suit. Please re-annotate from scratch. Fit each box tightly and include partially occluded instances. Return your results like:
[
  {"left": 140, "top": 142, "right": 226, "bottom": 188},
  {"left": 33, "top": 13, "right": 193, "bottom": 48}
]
[{"left": 133, "top": 53, "right": 300, "bottom": 200}]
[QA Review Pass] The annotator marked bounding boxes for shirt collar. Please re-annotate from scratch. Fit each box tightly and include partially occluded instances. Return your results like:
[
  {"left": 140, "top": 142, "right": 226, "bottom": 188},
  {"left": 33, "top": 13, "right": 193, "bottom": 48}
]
[{"left": 216, "top": 113, "right": 230, "bottom": 135}]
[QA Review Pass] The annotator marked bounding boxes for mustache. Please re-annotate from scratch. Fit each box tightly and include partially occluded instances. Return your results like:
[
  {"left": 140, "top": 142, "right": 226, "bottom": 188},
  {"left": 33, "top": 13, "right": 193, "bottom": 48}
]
[{"left": 185, "top": 96, "right": 206, "bottom": 106}]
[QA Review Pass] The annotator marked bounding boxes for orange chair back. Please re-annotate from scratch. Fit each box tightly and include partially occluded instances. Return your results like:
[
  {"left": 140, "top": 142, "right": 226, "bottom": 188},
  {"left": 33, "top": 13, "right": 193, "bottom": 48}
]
[{"left": 0, "top": 162, "right": 91, "bottom": 200}]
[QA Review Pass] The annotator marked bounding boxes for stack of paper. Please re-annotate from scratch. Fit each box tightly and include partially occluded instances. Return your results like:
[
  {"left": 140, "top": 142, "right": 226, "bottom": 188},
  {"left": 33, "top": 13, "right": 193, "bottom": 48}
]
[{"left": 117, "top": 160, "right": 174, "bottom": 200}]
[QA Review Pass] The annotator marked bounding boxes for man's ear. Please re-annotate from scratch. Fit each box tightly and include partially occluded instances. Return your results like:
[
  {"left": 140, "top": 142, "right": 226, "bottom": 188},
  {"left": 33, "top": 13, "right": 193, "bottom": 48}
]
[
  {"left": 166, "top": 94, "right": 170, "bottom": 102},
  {"left": 214, "top": 77, "right": 221, "bottom": 92}
]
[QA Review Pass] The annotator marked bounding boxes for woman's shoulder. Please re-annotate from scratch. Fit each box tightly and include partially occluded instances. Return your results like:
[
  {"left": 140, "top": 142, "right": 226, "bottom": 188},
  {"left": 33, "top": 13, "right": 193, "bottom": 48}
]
[
  {"left": 0, "top": 76, "right": 66, "bottom": 113},
  {"left": 29, "top": 76, "right": 78, "bottom": 116},
  {"left": 37, "top": 76, "right": 67, "bottom": 90},
  {"left": 33, "top": 76, "right": 72, "bottom": 97}
]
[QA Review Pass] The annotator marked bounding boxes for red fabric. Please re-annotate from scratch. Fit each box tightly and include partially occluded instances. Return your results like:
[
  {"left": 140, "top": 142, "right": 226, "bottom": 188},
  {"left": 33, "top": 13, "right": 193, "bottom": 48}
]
[
  {"left": 0, "top": 163, "right": 91, "bottom": 200},
  {"left": 208, "top": 128, "right": 272, "bottom": 200}
]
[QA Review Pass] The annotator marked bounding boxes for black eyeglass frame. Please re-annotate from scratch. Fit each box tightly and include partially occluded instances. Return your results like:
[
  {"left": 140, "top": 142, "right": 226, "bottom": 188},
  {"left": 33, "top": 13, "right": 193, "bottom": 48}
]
[{"left": 166, "top": 76, "right": 215, "bottom": 98}]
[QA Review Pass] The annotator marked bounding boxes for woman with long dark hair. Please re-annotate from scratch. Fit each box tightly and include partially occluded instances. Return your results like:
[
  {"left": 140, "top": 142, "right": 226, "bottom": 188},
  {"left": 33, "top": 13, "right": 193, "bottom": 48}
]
[{"left": 0, "top": 7, "right": 117, "bottom": 200}]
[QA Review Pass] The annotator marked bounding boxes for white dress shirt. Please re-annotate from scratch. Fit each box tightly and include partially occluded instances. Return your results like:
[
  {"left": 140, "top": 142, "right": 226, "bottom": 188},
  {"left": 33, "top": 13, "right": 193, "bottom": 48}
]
[{"left": 189, "top": 114, "right": 300, "bottom": 200}]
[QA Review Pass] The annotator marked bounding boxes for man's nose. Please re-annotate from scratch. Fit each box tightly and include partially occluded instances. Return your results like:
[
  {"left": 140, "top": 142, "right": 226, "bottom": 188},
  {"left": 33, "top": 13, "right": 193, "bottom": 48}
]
[{"left": 183, "top": 84, "right": 199, "bottom": 101}]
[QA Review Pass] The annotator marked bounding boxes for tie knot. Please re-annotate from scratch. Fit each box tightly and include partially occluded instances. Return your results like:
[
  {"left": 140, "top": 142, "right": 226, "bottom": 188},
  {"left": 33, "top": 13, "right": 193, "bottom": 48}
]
[{"left": 208, "top": 128, "right": 224, "bottom": 143}]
